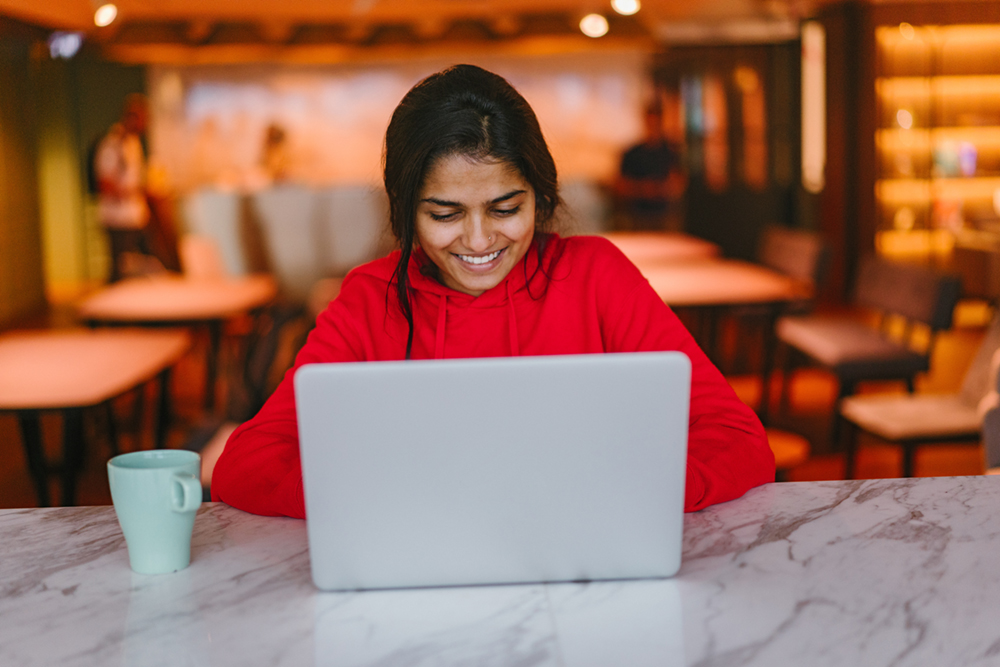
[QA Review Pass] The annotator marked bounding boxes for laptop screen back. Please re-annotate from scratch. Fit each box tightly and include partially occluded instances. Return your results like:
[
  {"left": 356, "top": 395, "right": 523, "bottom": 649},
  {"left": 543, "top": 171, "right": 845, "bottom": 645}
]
[{"left": 295, "top": 351, "right": 690, "bottom": 591}]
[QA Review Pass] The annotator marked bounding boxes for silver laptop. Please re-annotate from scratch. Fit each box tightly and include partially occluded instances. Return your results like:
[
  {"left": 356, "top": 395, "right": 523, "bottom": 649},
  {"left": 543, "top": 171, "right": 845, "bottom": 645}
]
[{"left": 294, "top": 351, "right": 691, "bottom": 591}]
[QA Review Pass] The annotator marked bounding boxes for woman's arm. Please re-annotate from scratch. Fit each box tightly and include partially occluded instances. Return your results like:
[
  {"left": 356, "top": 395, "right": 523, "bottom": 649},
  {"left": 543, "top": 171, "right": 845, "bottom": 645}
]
[{"left": 596, "top": 248, "right": 775, "bottom": 511}]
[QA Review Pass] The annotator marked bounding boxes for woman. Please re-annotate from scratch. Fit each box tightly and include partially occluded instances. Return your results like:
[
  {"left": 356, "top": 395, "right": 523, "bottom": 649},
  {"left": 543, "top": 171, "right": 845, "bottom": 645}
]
[{"left": 212, "top": 64, "right": 774, "bottom": 517}]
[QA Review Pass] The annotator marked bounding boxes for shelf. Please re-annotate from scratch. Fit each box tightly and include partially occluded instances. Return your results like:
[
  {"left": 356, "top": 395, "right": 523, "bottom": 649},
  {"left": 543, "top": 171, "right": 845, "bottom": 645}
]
[
  {"left": 878, "top": 127, "right": 1000, "bottom": 151},
  {"left": 877, "top": 177, "right": 1000, "bottom": 204}
]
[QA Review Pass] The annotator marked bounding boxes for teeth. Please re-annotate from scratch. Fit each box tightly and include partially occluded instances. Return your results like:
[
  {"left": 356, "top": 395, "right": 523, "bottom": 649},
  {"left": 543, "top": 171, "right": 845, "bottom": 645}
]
[{"left": 457, "top": 249, "right": 501, "bottom": 265}]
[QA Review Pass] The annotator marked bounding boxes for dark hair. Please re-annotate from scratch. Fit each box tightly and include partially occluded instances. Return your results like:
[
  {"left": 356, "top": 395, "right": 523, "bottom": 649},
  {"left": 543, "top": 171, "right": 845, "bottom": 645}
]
[{"left": 382, "top": 64, "right": 561, "bottom": 358}]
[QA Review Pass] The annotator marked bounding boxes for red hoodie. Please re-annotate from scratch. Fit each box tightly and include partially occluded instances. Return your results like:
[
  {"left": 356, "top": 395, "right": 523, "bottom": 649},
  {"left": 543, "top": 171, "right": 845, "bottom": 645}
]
[{"left": 212, "top": 234, "right": 774, "bottom": 516}]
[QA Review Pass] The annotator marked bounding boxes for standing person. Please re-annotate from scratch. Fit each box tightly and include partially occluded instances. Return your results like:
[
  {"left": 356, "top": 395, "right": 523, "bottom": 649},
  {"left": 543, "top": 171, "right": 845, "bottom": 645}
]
[
  {"left": 615, "top": 102, "right": 687, "bottom": 231},
  {"left": 94, "top": 94, "right": 153, "bottom": 282},
  {"left": 211, "top": 65, "right": 773, "bottom": 518}
]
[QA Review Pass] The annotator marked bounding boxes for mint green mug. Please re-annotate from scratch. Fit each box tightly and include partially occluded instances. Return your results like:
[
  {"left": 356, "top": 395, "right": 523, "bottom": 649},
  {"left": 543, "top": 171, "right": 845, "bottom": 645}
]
[{"left": 108, "top": 450, "right": 202, "bottom": 574}]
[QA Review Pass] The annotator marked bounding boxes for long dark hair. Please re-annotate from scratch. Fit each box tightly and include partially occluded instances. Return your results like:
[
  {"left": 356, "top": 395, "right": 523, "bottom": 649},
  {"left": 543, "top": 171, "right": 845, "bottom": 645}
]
[{"left": 382, "top": 64, "right": 561, "bottom": 358}]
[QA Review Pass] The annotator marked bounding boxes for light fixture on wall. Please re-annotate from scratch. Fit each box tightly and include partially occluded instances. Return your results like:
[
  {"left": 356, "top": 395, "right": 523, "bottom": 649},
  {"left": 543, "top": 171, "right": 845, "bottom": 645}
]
[
  {"left": 611, "top": 0, "right": 640, "bottom": 16},
  {"left": 48, "top": 32, "right": 83, "bottom": 59},
  {"left": 94, "top": 4, "right": 118, "bottom": 28},
  {"left": 579, "top": 14, "right": 609, "bottom": 38}
]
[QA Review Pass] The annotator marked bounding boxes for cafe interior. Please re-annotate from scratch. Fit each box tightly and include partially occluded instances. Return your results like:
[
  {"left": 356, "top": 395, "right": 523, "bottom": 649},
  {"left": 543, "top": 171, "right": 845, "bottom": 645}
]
[
  {"left": 9, "top": 2, "right": 1000, "bottom": 664},
  {"left": 2, "top": 0, "right": 1000, "bottom": 511}
]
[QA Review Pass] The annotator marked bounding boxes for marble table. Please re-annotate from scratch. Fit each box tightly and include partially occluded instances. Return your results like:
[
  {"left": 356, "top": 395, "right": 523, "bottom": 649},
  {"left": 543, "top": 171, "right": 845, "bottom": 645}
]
[
  {"left": 78, "top": 274, "right": 278, "bottom": 411},
  {"left": 3, "top": 476, "right": 1000, "bottom": 666}
]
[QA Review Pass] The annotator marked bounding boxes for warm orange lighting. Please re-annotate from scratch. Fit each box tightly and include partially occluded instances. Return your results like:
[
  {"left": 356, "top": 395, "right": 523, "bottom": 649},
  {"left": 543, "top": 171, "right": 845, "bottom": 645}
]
[
  {"left": 94, "top": 4, "right": 118, "bottom": 27},
  {"left": 579, "top": 14, "right": 609, "bottom": 38},
  {"left": 899, "top": 22, "right": 915, "bottom": 40}
]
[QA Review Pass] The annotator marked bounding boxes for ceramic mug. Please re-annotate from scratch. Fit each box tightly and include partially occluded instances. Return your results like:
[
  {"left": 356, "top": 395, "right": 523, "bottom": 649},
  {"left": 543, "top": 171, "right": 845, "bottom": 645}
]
[{"left": 108, "top": 450, "right": 202, "bottom": 574}]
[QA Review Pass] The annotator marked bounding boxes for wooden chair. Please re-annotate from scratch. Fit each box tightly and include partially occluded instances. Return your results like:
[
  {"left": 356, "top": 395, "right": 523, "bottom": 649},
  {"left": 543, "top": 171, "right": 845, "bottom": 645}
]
[
  {"left": 839, "top": 314, "right": 1000, "bottom": 478},
  {"left": 776, "top": 256, "right": 962, "bottom": 425}
]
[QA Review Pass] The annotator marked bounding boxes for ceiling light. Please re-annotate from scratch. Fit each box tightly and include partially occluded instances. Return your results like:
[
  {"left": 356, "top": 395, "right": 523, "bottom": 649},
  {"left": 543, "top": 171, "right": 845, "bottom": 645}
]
[
  {"left": 94, "top": 4, "right": 118, "bottom": 28},
  {"left": 611, "top": 0, "right": 640, "bottom": 16},
  {"left": 580, "top": 14, "right": 609, "bottom": 38}
]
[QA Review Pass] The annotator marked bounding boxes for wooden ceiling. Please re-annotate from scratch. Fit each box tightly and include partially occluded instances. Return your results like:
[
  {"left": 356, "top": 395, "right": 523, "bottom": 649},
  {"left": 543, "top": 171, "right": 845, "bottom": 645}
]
[{"left": 0, "top": 0, "right": 830, "bottom": 63}]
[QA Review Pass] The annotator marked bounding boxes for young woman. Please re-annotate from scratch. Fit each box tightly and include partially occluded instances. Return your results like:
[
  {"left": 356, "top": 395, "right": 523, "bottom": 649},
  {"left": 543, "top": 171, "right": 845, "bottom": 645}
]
[{"left": 212, "top": 64, "right": 774, "bottom": 517}]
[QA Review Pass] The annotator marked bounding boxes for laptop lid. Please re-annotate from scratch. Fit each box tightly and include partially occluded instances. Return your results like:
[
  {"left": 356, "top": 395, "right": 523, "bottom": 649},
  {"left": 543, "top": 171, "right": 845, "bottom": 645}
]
[{"left": 295, "top": 351, "right": 690, "bottom": 591}]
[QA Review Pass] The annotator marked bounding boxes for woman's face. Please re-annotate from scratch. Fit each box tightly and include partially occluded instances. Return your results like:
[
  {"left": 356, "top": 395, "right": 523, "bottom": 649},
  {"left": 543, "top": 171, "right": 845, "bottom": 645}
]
[{"left": 415, "top": 154, "right": 536, "bottom": 297}]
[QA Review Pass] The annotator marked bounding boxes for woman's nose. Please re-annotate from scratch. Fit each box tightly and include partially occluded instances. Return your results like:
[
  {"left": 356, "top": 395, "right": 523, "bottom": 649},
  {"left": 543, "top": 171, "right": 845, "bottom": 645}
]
[{"left": 464, "top": 216, "right": 492, "bottom": 251}]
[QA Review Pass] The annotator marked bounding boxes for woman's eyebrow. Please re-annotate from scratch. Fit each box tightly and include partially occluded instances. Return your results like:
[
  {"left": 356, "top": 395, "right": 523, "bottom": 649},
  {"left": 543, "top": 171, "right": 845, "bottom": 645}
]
[
  {"left": 491, "top": 190, "right": 527, "bottom": 204},
  {"left": 420, "top": 189, "right": 527, "bottom": 207}
]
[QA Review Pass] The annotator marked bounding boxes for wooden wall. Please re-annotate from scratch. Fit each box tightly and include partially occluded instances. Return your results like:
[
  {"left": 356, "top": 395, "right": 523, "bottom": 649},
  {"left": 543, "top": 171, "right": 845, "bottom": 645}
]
[{"left": 0, "top": 23, "right": 46, "bottom": 328}]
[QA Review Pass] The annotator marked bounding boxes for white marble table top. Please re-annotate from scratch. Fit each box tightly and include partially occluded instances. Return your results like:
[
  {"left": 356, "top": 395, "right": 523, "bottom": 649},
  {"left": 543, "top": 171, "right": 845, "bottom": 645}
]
[{"left": 3, "top": 476, "right": 1000, "bottom": 666}]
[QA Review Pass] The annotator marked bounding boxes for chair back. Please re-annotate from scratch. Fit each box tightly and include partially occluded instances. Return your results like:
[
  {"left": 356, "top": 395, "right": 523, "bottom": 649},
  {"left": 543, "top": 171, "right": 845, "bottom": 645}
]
[
  {"left": 757, "top": 225, "right": 829, "bottom": 287},
  {"left": 852, "top": 256, "right": 962, "bottom": 332},
  {"left": 179, "top": 234, "right": 228, "bottom": 279}
]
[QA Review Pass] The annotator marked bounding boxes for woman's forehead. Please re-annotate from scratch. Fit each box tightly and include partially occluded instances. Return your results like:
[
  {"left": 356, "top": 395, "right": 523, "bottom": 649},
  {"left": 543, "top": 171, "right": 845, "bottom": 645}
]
[{"left": 420, "top": 155, "right": 529, "bottom": 200}]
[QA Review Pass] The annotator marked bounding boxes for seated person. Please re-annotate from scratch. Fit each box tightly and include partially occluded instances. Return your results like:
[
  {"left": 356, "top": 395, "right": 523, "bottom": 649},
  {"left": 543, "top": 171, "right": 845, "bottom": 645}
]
[{"left": 212, "top": 65, "right": 774, "bottom": 517}]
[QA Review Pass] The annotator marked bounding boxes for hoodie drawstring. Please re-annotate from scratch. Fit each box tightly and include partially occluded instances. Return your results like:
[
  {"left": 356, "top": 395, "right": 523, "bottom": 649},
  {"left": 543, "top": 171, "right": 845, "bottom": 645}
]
[
  {"left": 430, "top": 285, "right": 519, "bottom": 359},
  {"left": 434, "top": 294, "right": 447, "bottom": 359},
  {"left": 506, "top": 281, "right": 520, "bottom": 356}
]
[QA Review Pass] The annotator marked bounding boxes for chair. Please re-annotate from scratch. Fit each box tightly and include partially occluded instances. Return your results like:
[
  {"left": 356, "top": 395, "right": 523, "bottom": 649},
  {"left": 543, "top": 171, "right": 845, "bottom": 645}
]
[
  {"left": 839, "top": 313, "right": 1000, "bottom": 478},
  {"left": 720, "top": 225, "right": 828, "bottom": 406},
  {"left": 766, "top": 427, "right": 811, "bottom": 482},
  {"left": 179, "top": 234, "right": 228, "bottom": 279},
  {"left": 756, "top": 224, "right": 830, "bottom": 298},
  {"left": 776, "top": 256, "right": 962, "bottom": 420}
]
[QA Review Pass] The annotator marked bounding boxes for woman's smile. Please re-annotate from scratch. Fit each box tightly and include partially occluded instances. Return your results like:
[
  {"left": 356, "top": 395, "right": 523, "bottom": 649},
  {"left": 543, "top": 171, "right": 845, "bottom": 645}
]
[{"left": 455, "top": 248, "right": 503, "bottom": 266}]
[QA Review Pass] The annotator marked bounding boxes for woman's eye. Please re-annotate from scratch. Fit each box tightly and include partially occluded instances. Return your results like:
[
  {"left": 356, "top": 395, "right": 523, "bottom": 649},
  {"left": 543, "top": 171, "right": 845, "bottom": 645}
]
[
  {"left": 494, "top": 206, "right": 521, "bottom": 217},
  {"left": 429, "top": 211, "right": 458, "bottom": 222}
]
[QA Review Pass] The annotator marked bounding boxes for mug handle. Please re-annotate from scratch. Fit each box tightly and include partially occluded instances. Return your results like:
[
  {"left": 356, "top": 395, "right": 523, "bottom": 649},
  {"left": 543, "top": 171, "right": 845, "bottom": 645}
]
[{"left": 172, "top": 474, "right": 203, "bottom": 513}]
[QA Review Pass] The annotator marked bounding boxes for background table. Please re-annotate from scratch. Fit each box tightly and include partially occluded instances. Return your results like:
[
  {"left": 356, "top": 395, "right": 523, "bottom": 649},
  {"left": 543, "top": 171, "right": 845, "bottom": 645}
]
[
  {"left": 2, "top": 477, "right": 999, "bottom": 665},
  {"left": 600, "top": 231, "right": 720, "bottom": 265},
  {"left": 77, "top": 274, "right": 278, "bottom": 411},
  {"left": 0, "top": 329, "right": 190, "bottom": 506},
  {"left": 638, "top": 258, "right": 811, "bottom": 422}
]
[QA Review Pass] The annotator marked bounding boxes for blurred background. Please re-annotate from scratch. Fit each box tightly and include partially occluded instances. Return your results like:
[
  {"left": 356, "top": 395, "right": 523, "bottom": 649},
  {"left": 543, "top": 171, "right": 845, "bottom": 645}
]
[{"left": 3, "top": 0, "right": 1000, "bottom": 508}]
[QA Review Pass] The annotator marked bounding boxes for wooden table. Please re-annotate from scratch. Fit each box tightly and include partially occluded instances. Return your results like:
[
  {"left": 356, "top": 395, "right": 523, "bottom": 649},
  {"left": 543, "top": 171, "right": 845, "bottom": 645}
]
[
  {"left": 0, "top": 329, "right": 190, "bottom": 506},
  {"left": 638, "top": 258, "right": 811, "bottom": 422},
  {"left": 600, "top": 231, "right": 720, "bottom": 265},
  {"left": 77, "top": 274, "right": 278, "bottom": 411},
  {"left": 3, "top": 477, "right": 999, "bottom": 666}
]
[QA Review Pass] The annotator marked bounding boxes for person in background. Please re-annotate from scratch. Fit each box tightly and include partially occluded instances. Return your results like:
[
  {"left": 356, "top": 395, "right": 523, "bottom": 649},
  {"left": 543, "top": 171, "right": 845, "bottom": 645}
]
[
  {"left": 94, "top": 94, "right": 154, "bottom": 282},
  {"left": 615, "top": 102, "right": 687, "bottom": 232},
  {"left": 211, "top": 64, "right": 774, "bottom": 518},
  {"left": 261, "top": 122, "right": 291, "bottom": 184}
]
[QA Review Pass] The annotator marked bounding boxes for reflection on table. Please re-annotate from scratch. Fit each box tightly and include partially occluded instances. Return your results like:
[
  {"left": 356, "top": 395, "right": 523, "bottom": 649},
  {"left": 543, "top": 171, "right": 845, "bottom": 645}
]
[
  {"left": 2, "top": 477, "right": 999, "bottom": 665},
  {"left": 0, "top": 329, "right": 190, "bottom": 506},
  {"left": 77, "top": 274, "right": 278, "bottom": 411}
]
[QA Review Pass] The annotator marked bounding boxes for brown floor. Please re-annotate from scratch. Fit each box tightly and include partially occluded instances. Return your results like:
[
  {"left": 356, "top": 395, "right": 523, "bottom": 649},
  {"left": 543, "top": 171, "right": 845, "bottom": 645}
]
[{"left": 0, "top": 304, "right": 991, "bottom": 510}]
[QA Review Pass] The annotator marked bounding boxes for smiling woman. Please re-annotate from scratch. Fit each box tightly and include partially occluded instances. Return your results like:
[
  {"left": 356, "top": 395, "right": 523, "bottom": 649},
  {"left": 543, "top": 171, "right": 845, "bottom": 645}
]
[{"left": 211, "top": 64, "right": 775, "bottom": 519}]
